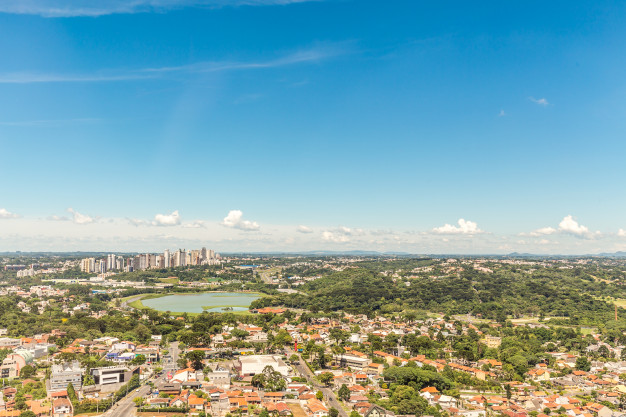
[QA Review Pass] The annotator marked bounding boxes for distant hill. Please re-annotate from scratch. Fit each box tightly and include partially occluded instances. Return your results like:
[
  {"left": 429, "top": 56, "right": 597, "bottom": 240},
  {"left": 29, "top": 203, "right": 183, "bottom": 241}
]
[{"left": 596, "top": 251, "right": 626, "bottom": 257}]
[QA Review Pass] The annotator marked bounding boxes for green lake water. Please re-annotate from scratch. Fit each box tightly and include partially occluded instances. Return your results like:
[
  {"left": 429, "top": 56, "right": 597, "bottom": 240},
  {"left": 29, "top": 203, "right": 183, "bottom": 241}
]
[{"left": 142, "top": 292, "right": 260, "bottom": 313}]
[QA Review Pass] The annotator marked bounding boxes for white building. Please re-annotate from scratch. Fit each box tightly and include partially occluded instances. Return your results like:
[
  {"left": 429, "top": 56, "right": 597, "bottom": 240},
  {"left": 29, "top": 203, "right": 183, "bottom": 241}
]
[
  {"left": 50, "top": 361, "right": 84, "bottom": 392},
  {"left": 235, "top": 355, "right": 290, "bottom": 377}
]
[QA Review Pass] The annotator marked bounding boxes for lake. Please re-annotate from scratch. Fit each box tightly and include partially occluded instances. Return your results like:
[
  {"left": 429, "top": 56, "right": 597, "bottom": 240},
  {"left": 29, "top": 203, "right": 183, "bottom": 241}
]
[{"left": 142, "top": 292, "right": 261, "bottom": 313}]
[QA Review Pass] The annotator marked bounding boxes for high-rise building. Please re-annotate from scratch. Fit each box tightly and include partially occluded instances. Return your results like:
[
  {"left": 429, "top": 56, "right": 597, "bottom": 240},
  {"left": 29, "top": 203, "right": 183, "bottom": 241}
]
[
  {"left": 148, "top": 254, "right": 157, "bottom": 269},
  {"left": 80, "top": 258, "right": 95, "bottom": 273},
  {"left": 190, "top": 250, "right": 200, "bottom": 265},
  {"left": 164, "top": 249, "right": 170, "bottom": 268},
  {"left": 106, "top": 254, "right": 115, "bottom": 271},
  {"left": 97, "top": 260, "right": 106, "bottom": 274},
  {"left": 174, "top": 249, "right": 186, "bottom": 267}
]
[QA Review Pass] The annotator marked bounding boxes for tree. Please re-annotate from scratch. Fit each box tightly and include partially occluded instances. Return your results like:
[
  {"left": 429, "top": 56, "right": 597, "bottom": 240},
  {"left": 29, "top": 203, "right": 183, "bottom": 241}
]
[
  {"left": 252, "top": 366, "right": 286, "bottom": 391},
  {"left": 130, "top": 354, "right": 146, "bottom": 366},
  {"left": 575, "top": 356, "right": 591, "bottom": 372},
  {"left": 319, "top": 372, "right": 334, "bottom": 386},
  {"left": 329, "top": 408, "right": 339, "bottom": 417},
  {"left": 20, "top": 365, "right": 35, "bottom": 378},
  {"left": 597, "top": 345, "right": 610, "bottom": 358},
  {"left": 186, "top": 350, "right": 206, "bottom": 371},
  {"left": 231, "top": 329, "right": 250, "bottom": 341},
  {"left": 338, "top": 384, "right": 350, "bottom": 402},
  {"left": 316, "top": 391, "right": 324, "bottom": 401},
  {"left": 19, "top": 412, "right": 36, "bottom": 417},
  {"left": 67, "top": 383, "right": 78, "bottom": 405},
  {"left": 505, "top": 384, "right": 512, "bottom": 401},
  {"left": 83, "top": 374, "right": 95, "bottom": 386},
  {"left": 134, "top": 397, "right": 144, "bottom": 407}
]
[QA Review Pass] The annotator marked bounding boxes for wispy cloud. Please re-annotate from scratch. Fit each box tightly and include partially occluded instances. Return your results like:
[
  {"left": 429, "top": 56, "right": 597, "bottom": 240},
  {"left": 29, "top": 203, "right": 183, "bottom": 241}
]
[
  {"left": 529, "top": 97, "right": 550, "bottom": 106},
  {"left": 0, "top": 44, "right": 345, "bottom": 84},
  {"left": 321, "top": 226, "right": 364, "bottom": 243},
  {"left": 0, "top": 0, "right": 321, "bottom": 18},
  {"left": 498, "top": 109, "right": 506, "bottom": 117},
  {"left": 0, "top": 118, "right": 100, "bottom": 126},
  {"left": 183, "top": 220, "right": 207, "bottom": 228},
  {"left": 297, "top": 225, "right": 313, "bottom": 233},
  {"left": 46, "top": 214, "right": 69, "bottom": 221}
]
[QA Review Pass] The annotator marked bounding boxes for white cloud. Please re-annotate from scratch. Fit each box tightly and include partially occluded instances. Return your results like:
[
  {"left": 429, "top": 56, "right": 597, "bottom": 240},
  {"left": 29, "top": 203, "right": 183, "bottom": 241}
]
[
  {"left": 525, "top": 216, "right": 598, "bottom": 239},
  {"left": 297, "top": 225, "right": 313, "bottom": 233},
  {"left": 498, "top": 110, "right": 506, "bottom": 117},
  {"left": 529, "top": 226, "right": 557, "bottom": 236},
  {"left": 530, "top": 97, "right": 549, "bottom": 106},
  {"left": 618, "top": 229, "right": 626, "bottom": 237},
  {"left": 152, "top": 210, "right": 181, "bottom": 227},
  {"left": 0, "top": 0, "right": 320, "bottom": 18},
  {"left": 558, "top": 215, "right": 596, "bottom": 238},
  {"left": 67, "top": 208, "right": 96, "bottom": 224},
  {"left": 0, "top": 208, "right": 19, "bottom": 219},
  {"left": 221, "top": 210, "right": 260, "bottom": 231},
  {"left": 432, "top": 219, "right": 482, "bottom": 235}
]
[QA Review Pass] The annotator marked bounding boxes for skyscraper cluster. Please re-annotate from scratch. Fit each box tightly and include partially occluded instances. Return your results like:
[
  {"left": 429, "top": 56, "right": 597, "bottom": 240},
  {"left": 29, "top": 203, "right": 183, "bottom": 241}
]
[{"left": 79, "top": 248, "right": 220, "bottom": 273}]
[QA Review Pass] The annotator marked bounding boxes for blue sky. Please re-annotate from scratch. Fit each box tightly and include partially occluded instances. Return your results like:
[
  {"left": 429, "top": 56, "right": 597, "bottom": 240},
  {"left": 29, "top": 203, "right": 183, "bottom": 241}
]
[{"left": 1, "top": 0, "right": 626, "bottom": 253}]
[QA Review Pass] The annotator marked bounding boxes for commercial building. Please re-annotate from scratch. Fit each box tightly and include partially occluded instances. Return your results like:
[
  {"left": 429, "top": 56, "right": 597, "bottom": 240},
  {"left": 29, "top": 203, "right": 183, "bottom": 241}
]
[
  {"left": 235, "top": 355, "right": 290, "bottom": 377},
  {"left": 90, "top": 366, "right": 138, "bottom": 386},
  {"left": 50, "top": 361, "right": 84, "bottom": 392},
  {"left": 335, "top": 354, "right": 370, "bottom": 370}
]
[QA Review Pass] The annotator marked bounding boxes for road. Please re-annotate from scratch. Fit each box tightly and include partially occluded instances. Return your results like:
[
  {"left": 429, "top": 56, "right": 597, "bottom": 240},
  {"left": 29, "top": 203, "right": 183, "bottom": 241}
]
[
  {"left": 121, "top": 294, "right": 145, "bottom": 309},
  {"left": 101, "top": 341, "right": 180, "bottom": 417},
  {"left": 103, "top": 383, "right": 151, "bottom": 417},
  {"left": 288, "top": 351, "right": 348, "bottom": 417}
]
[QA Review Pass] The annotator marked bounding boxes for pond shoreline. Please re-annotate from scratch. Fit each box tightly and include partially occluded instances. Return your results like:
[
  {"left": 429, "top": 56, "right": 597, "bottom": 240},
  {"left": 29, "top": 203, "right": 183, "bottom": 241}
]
[{"left": 133, "top": 291, "right": 261, "bottom": 315}]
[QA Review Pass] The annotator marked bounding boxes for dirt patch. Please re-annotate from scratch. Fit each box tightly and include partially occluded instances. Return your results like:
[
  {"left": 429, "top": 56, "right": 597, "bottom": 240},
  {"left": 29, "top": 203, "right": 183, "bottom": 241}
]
[{"left": 289, "top": 403, "right": 308, "bottom": 417}]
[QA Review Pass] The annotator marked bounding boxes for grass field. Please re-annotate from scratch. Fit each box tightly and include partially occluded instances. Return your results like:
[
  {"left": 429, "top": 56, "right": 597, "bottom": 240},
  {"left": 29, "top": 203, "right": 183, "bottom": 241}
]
[{"left": 159, "top": 277, "right": 179, "bottom": 284}]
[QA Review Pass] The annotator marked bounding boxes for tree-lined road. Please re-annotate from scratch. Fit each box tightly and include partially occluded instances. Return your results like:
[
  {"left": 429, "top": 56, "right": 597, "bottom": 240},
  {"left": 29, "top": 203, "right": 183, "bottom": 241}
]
[{"left": 288, "top": 351, "right": 348, "bottom": 417}]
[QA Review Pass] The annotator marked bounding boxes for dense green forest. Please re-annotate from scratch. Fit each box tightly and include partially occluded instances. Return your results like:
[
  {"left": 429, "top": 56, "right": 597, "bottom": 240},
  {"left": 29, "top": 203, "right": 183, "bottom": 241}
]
[{"left": 250, "top": 265, "right": 626, "bottom": 326}]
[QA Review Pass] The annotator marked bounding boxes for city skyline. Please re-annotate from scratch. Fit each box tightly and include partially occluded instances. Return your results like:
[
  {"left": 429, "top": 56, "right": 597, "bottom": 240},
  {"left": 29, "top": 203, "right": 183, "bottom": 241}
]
[{"left": 1, "top": 1, "right": 626, "bottom": 254}]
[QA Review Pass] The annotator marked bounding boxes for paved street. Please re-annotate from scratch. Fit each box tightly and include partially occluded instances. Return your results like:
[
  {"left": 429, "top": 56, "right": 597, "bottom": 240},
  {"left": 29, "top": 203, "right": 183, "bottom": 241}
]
[
  {"left": 287, "top": 350, "right": 348, "bottom": 417},
  {"left": 99, "top": 341, "right": 180, "bottom": 417},
  {"left": 102, "top": 383, "right": 151, "bottom": 417}
]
